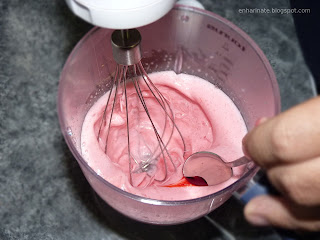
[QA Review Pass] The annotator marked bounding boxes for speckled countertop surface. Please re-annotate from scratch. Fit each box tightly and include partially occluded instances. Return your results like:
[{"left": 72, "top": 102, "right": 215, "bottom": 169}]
[{"left": 0, "top": 0, "right": 317, "bottom": 239}]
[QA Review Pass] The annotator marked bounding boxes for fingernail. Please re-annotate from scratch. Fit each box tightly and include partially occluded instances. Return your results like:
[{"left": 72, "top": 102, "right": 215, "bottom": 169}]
[
  {"left": 245, "top": 200, "right": 270, "bottom": 226},
  {"left": 242, "top": 135, "right": 251, "bottom": 160},
  {"left": 255, "top": 117, "right": 268, "bottom": 127},
  {"left": 246, "top": 214, "right": 270, "bottom": 226}
]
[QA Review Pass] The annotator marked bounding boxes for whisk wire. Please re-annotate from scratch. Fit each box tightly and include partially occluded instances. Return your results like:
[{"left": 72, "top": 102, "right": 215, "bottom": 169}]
[
  {"left": 135, "top": 65, "right": 177, "bottom": 167},
  {"left": 122, "top": 65, "right": 134, "bottom": 185},
  {"left": 137, "top": 62, "right": 187, "bottom": 156},
  {"left": 97, "top": 65, "right": 118, "bottom": 141},
  {"left": 104, "top": 65, "right": 122, "bottom": 153},
  {"left": 131, "top": 70, "right": 171, "bottom": 182}
]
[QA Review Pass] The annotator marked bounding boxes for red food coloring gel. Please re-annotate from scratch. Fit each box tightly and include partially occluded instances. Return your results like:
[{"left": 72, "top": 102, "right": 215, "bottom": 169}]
[
  {"left": 186, "top": 176, "right": 208, "bottom": 186},
  {"left": 166, "top": 177, "right": 208, "bottom": 187}
]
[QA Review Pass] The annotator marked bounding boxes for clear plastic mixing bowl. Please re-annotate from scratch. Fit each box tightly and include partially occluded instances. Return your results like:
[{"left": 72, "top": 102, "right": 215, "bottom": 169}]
[{"left": 58, "top": 5, "right": 280, "bottom": 224}]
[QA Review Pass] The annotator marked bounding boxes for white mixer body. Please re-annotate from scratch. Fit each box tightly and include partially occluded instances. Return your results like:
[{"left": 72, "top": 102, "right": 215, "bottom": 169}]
[{"left": 65, "top": 0, "right": 176, "bottom": 29}]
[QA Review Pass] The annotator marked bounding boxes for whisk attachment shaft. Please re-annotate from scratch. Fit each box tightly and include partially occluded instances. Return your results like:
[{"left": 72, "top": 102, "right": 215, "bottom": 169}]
[{"left": 111, "top": 29, "right": 142, "bottom": 65}]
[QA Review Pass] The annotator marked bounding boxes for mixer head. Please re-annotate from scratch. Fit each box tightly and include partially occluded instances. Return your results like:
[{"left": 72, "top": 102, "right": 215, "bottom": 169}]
[{"left": 65, "top": 0, "right": 176, "bottom": 29}]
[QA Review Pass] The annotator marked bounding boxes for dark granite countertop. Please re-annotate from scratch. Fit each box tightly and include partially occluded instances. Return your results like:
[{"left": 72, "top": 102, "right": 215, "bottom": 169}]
[{"left": 0, "top": 0, "right": 316, "bottom": 239}]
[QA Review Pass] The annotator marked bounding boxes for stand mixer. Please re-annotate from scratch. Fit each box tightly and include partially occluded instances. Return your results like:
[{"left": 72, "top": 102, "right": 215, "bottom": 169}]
[
  {"left": 59, "top": 0, "right": 280, "bottom": 224},
  {"left": 65, "top": 0, "right": 203, "bottom": 29}
]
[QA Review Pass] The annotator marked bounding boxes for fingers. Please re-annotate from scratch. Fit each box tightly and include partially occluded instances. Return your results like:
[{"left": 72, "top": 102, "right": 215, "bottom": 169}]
[
  {"left": 243, "top": 96, "right": 320, "bottom": 168},
  {"left": 244, "top": 195, "right": 320, "bottom": 231},
  {"left": 243, "top": 97, "right": 320, "bottom": 231},
  {"left": 267, "top": 156, "right": 320, "bottom": 206}
]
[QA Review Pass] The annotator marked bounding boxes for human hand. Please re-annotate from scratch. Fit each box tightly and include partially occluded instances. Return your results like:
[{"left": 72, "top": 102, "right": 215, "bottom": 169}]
[{"left": 242, "top": 96, "right": 320, "bottom": 231}]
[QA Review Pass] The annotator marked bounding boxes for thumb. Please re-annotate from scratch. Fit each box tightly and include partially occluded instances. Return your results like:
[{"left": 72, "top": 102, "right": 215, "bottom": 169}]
[{"left": 244, "top": 195, "right": 320, "bottom": 231}]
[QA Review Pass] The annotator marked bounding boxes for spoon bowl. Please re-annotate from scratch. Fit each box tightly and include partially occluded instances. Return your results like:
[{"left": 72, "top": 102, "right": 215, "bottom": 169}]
[{"left": 183, "top": 151, "right": 251, "bottom": 186}]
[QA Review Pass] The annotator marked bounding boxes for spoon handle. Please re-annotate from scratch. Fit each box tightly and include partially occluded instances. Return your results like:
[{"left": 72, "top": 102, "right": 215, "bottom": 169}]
[{"left": 226, "top": 156, "right": 251, "bottom": 168}]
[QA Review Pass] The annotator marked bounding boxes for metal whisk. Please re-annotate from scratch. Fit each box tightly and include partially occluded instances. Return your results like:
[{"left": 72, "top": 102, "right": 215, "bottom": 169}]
[{"left": 97, "top": 29, "right": 185, "bottom": 187}]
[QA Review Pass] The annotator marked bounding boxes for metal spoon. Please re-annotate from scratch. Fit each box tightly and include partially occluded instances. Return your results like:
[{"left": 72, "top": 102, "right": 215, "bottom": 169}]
[{"left": 182, "top": 151, "right": 251, "bottom": 186}]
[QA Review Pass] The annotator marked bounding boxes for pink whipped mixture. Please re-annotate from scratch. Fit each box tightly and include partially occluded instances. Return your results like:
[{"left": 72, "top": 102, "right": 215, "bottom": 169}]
[{"left": 81, "top": 71, "right": 247, "bottom": 200}]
